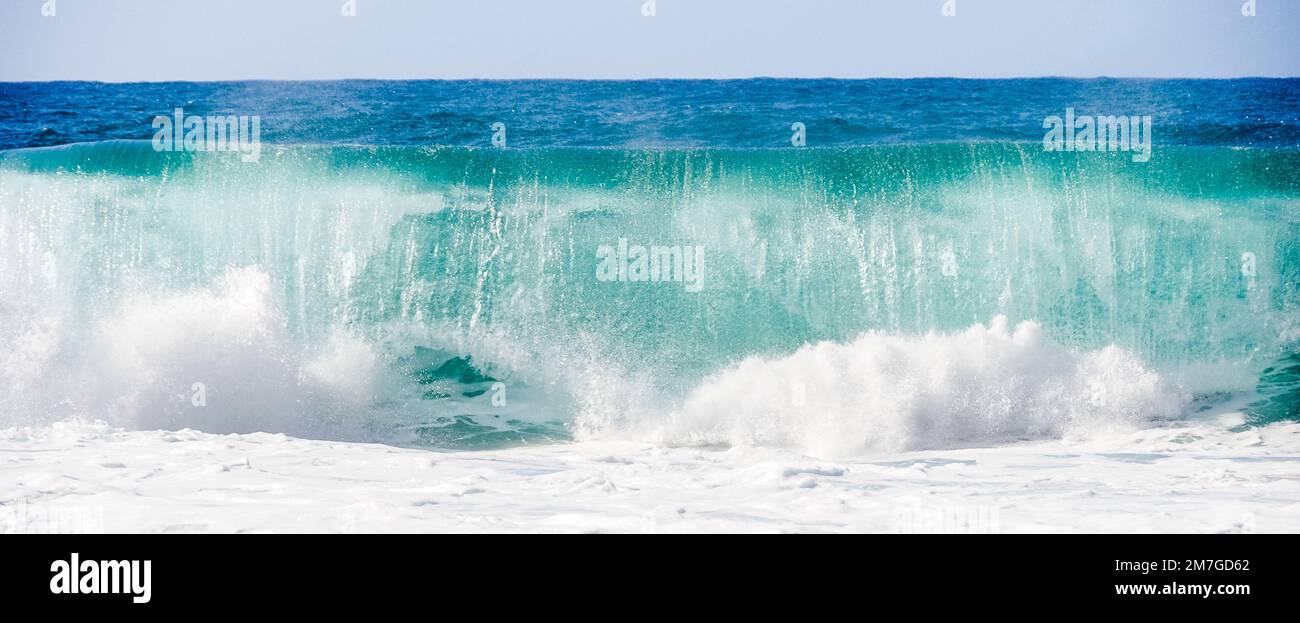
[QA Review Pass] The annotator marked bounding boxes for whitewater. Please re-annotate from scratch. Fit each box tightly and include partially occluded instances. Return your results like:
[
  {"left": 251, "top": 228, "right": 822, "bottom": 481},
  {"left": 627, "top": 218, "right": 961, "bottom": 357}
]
[{"left": 2, "top": 138, "right": 1298, "bottom": 532}]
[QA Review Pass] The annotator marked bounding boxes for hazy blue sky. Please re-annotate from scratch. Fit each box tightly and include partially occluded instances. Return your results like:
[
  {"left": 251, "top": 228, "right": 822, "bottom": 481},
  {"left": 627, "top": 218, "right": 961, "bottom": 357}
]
[{"left": 1, "top": 0, "right": 1297, "bottom": 81}]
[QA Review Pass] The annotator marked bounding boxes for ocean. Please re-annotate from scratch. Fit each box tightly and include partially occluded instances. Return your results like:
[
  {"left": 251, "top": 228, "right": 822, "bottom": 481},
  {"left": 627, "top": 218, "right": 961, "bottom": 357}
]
[
  {"left": 1, "top": 79, "right": 1298, "bottom": 532},
  {"left": 4, "top": 79, "right": 1300, "bottom": 150}
]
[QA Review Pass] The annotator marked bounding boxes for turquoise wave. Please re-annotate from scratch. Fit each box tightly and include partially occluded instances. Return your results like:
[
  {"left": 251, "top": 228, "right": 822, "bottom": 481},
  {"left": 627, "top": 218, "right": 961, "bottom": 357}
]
[{"left": 1, "top": 140, "right": 1297, "bottom": 446}]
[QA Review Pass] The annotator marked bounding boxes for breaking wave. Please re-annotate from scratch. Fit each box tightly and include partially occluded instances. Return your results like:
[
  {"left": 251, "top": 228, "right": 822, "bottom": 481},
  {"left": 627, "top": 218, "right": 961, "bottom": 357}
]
[{"left": 1, "top": 141, "right": 1297, "bottom": 454}]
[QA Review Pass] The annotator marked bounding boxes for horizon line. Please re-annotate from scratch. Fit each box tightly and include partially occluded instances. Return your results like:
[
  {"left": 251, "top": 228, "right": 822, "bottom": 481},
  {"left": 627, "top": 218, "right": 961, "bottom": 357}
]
[{"left": 4, "top": 75, "right": 1300, "bottom": 85}]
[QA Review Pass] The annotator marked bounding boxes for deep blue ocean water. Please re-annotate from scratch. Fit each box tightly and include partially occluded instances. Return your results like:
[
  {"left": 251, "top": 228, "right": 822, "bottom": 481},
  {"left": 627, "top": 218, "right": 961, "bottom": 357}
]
[{"left": 2, "top": 78, "right": 1299, "bottom": 150}]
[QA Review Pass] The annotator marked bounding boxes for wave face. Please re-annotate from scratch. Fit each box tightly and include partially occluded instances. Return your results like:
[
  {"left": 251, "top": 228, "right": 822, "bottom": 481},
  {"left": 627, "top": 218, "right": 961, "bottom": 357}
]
[{"left": 1, "top": 141, "right": 1298, "bottom": 453}]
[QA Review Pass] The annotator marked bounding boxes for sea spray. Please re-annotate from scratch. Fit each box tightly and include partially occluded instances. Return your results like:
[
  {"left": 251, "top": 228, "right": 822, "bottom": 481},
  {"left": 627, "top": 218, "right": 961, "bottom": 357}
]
[
  {"left": 647, "top": 317, "right": 1187, "bottom": 457},
  {"left": 0, "top": 142, "right": 1297, "bottom": 451}
]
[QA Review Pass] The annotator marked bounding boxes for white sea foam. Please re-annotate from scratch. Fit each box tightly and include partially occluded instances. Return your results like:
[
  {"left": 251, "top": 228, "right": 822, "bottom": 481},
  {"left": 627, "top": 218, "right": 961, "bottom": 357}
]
[
  {"left": 0, "top": 266, "right": 386, "bottom": 438},
  {"left": 4, "top": 416, "right": 1297, "bottom": 533},
  {"left": 636, "top": 317, "right": 1188, "bottom": 457},
  {"left": 84, "top": 267, "right": 379, "bottom": 436}
]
